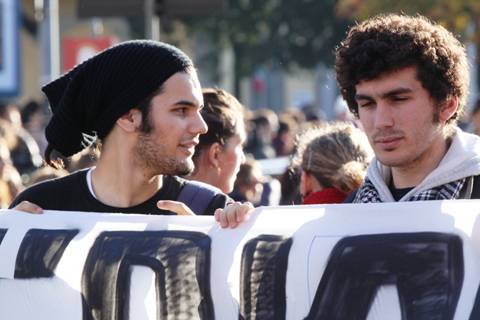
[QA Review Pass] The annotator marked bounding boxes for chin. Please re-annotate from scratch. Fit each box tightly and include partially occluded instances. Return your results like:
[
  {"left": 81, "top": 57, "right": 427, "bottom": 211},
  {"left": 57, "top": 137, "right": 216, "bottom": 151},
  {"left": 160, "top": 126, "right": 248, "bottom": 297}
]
[
  {"left": 222, "top": 180, "right": 236, "bottom": 194},
  {"left": 175, "top": 160, "right": 195, "bottom": 176},
  {"left": 377, "top": 155, "right": 411, "bottom": 168}
]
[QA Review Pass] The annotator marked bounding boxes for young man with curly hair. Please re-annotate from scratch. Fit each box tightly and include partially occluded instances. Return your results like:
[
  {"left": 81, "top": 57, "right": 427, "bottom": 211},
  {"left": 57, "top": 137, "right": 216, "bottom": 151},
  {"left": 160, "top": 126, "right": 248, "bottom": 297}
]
[{"left": 336, "top": 14, "right": 480, "bottom": 202}]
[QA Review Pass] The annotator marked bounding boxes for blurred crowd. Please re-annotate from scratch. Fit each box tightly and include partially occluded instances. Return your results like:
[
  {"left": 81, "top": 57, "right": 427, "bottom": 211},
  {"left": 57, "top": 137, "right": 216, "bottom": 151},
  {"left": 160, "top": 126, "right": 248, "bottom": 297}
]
[{"left": 0, "top": 99, "right": 99, "bottom": 207}]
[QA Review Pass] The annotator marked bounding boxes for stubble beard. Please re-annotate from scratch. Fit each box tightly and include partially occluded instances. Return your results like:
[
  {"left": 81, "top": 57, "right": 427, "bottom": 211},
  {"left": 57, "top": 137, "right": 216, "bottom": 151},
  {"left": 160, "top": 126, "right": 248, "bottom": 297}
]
[
  {"left": 135, "top": 132, "right": 194, "bottom": 177},
  {"left": 374, "top": 107, "right": 443, "bottom": 169}
]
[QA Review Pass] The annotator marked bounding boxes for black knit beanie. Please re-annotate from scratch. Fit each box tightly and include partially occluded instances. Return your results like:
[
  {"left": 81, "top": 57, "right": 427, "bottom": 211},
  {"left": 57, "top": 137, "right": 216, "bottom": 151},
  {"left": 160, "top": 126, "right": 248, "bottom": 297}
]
[{"left": 42, "top": 40, "right": 194, "bottom": 157}]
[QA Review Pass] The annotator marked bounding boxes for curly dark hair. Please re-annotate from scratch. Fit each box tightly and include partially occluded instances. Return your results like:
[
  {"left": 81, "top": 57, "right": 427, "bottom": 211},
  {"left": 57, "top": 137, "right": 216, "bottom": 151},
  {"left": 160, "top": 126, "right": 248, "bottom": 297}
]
[{"left": 335, "top": 13, "right": 469, "bottom": 123}]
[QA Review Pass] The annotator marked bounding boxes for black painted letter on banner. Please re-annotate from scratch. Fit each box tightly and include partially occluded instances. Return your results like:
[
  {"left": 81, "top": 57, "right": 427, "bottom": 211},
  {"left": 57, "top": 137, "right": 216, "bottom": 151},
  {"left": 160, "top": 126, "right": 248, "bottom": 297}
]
[
  {"left": 82, "top": 230, "right": 213, "bottom": 320},
  {"left": 305, "top": 232, "right": 463, "bottom": 320},
  {"left": 0, "top": 228, "right": 7, "bottom": 244},
  {"left": 15, "top": 228, "right": 79, "bottom": 278},
  {"left": 240, "top": 234, "right": 292, "bottom": 320}
]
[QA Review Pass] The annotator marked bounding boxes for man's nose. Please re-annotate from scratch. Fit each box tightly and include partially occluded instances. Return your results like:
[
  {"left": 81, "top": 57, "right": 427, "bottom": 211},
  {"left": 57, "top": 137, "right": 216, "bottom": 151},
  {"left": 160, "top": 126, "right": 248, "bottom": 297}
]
[
  {"left": 192, "top": 112, "right": 208, "bottom": 135},
  {"left": 374, "top": 103, "right": 394, "bottom": 128}
]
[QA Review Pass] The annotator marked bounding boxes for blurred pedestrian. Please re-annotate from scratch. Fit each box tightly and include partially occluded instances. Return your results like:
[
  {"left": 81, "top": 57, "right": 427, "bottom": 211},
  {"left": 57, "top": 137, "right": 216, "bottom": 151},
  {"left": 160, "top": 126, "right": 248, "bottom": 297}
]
[
  {"left": 0, "top": 137, "right": 23, "bottom": 207},
  {"left": 21, "top": 100, "right": 49, "bottom": 153},
  {"left": 230, "top": 157, "right": 263, "bottom": 204},
  {"left": 272, "top": 113, "right": 298, "bottom": 157},
  {"left": 245, "top": 109, "right": 278, "bottom": 159},
  {"left": 293, "top": 122, "right": 372, "bottom": 204},
  {"left": 0, "top": 103, "right": 42, "bottom": 174},
  {"left": 188, "top": 88, "right": 246, "bottom": 193},
  {"left": 230, "top": 156, "right": 281, "bottom": 206}
]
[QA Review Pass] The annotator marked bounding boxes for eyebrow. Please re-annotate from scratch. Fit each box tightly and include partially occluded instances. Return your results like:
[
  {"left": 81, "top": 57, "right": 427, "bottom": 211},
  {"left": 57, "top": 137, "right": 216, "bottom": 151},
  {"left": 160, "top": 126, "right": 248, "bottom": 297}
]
[
  {"left": 173, "top": 100, "right": 203, "bottom": 109},
  {"left": 355, "top": 87, "right": 413, "bottom": 101}
]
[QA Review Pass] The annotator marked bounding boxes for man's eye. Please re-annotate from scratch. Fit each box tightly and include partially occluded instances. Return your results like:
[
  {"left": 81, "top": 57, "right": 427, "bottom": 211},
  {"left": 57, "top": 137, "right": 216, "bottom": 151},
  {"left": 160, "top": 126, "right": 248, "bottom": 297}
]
[
  {"left": 175, "top": 108, "right": 187, "bottom": 115},
  {"left": 393, "top": 96, "right": 408, "bottom": 102},
  {"left": 359, "top": 101, "right": 374, "bottom": 108}
]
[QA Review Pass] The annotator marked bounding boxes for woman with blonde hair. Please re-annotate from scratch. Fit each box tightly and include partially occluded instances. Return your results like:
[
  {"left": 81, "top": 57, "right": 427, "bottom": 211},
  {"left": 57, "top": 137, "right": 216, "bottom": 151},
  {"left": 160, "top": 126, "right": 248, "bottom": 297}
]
[{"left": 294, "top": 122, "right": 372, "bottom": 204}]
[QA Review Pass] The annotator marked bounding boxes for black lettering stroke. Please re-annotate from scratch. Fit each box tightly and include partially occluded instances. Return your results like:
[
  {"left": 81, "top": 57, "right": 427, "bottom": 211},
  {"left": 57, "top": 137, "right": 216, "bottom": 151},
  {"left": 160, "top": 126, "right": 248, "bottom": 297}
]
[
  {"left": 305, "top": 232, "right": 463, "bottom": 320},
  {"left": 15, "top": 229, "right": 79, "bottom": 278},
  {"left": 82, "top": 230, "right": 213, "bottom": 320},
  {"left": 240, "top": 235, "right": 292, "bottom": 320}
]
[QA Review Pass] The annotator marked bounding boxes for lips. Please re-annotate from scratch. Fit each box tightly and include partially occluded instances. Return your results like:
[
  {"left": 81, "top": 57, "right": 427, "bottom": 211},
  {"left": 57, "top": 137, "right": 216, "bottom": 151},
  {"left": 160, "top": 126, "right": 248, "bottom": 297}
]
[
  {"left": 374, "top": 135, "right": 402, "bottom": 143},
  {"left": 179, "top": 140, "right": 198, "bottom": 149},
  {"left": 374, "top": 136, "right": 403, "bottom": 150},
  {"left": 178, "top": 140, "right": 199, "bottom": 155}
]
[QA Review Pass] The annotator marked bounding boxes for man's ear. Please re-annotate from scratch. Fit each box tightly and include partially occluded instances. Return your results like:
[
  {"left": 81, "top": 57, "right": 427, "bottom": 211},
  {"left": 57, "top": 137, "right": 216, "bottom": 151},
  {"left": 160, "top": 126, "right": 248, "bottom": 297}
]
[
  {"left": 439, "top": 95, "right": 458, "bottom": 123},
  {"left": 207, "top": 142, "right": 222, "bottom": 168},
  {"left": 116, "top": 109, "right": 142, "bottom": 132}
]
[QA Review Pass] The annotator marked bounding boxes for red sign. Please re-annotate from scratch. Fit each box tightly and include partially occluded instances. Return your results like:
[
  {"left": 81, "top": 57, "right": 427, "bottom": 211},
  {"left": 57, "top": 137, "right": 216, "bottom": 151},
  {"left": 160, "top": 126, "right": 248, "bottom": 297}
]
[{"left": 62, "top": 37, "right": 118, "bottom": 72}]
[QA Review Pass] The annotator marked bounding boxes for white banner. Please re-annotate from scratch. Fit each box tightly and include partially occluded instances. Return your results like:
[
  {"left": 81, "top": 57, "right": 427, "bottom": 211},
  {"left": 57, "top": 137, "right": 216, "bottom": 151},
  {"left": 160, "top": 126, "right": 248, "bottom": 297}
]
[{"left": 1, "top": 200, "right": 480, "bottom": 319}]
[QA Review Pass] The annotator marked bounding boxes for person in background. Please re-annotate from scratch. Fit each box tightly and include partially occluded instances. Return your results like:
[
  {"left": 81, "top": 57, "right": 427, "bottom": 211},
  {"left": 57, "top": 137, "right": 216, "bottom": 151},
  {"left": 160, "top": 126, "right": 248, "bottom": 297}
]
[
  {"left": 0, "top": 103, "right": 42, "bottom": 175},
  {"left": 300, "top": 103, "right": 323, "bottom": 123},
  {"left": 279, "top": 165, "right": 303, "bottom": 205},
  {"left": 230, "top": 157, "right": 264, "bottom": 204},
  {"left": 188, "top": 88, "right": 246, "bottom": 194},
  {"left": 272, "top": 113, "right": 299, "bottom": 157},
  {"left": 0, "top": 102, "right": 22, "bottom": 128},
  {"left": 245, "top": 109, "right": 278, "bottom": 159},
  {"left": 229, "top": 155, "right": 281, "bottom": 206},
  {"left": 0, "top": 137, "right": 23, "bottom": 207},
  {"left": 21, "top": 100, "right": 49, "bottom": 154},
  {"left": 293, "top": 122, "right": 372, "bottom": 204}
]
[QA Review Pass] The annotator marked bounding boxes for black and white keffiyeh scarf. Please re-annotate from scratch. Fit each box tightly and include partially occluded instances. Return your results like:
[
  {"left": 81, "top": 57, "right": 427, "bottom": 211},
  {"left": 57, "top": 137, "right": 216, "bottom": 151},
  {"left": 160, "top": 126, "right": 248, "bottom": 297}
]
[{"left": 353, "top": 177, "right": 466, "bottom": 203}]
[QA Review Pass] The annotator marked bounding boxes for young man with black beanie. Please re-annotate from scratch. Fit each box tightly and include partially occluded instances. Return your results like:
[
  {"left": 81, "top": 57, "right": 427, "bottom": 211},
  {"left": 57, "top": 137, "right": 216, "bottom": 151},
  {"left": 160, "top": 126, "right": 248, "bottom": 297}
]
[{"left": 10, "top": 40, "right": 251, "bottom": 228}]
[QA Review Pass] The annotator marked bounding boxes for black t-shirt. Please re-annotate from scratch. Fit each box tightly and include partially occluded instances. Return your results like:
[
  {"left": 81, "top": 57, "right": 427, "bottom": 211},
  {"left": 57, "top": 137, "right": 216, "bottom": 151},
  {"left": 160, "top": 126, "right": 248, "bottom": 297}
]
[
  {"left": 389, "top": 185, "right": 414, "bottom": 201},
  {"left": 344, "top": 184, "right": 414, "bottom": 203},
  {"left": 10, "top": 169, "right": 230, "bottom": 215}
]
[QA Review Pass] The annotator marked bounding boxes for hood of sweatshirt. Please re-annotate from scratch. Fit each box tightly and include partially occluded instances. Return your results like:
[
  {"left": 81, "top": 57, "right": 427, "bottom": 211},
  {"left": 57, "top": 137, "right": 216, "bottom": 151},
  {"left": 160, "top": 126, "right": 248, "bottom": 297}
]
[{"left": 366, "top": 128, "right": 480, "bottom": 202}]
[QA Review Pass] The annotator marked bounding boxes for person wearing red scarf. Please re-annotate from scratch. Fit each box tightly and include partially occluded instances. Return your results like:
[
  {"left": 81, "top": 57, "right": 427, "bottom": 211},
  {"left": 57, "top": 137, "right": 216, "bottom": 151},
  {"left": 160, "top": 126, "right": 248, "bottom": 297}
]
[
  {"left": 294, "top": 122, "right": 372, "bottom": 205},
  {"left": 302, "top": 188, "right": 348, "bottom": 204}
]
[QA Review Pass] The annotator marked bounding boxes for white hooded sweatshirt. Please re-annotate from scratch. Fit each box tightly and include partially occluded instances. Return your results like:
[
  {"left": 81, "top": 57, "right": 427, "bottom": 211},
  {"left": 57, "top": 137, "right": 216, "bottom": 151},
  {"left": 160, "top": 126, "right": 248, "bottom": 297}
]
[{"left": 365, "top": 128, "right": 480, "bottom": 202}]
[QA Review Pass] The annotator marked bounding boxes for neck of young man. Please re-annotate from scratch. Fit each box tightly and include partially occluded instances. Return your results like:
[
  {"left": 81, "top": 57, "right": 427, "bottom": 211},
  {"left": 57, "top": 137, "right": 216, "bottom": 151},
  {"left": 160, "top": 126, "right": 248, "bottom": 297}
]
[
  {"left": 390, "top": 134, "right": 451, "bottom": 189},
  {"left": 91, "top": 152, "right": 163, "bottom": 208}
]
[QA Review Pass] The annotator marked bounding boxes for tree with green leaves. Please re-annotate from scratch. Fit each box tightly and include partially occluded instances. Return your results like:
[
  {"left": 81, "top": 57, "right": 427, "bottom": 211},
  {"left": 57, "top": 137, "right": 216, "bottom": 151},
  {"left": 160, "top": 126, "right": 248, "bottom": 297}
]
[
  {"left": 179, "top": 0, "right": 352, "bottom": 92},
  {"left": 336, "top": 0, "right": 480, "bottom": 97},
  {"left": 336, "top": 0, "right": 480, "bottom": 41}
]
